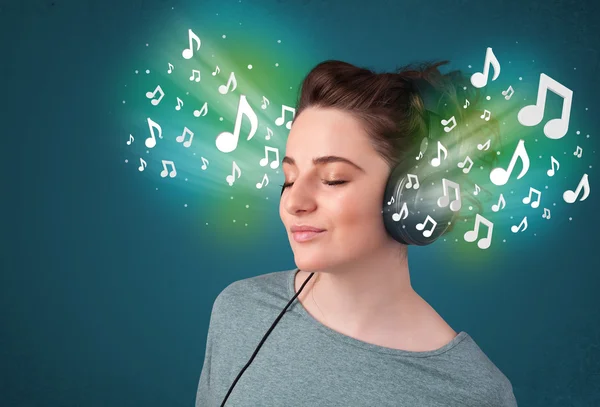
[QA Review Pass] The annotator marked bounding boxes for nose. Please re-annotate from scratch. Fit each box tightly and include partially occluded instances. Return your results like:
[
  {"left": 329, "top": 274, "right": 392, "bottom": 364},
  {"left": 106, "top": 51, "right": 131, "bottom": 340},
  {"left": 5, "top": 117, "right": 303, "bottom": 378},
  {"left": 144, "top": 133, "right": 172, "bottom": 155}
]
[{"left": 282, "top": 177, "right": 318, "bottom": 215}]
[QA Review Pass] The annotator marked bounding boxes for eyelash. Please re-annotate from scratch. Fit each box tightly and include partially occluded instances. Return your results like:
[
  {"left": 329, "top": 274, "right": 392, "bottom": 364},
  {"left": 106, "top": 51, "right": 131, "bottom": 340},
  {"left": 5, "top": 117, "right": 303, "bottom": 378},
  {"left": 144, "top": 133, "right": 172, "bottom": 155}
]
[{"left": 280, "top": 180, "right": 347, "bottom": 189}]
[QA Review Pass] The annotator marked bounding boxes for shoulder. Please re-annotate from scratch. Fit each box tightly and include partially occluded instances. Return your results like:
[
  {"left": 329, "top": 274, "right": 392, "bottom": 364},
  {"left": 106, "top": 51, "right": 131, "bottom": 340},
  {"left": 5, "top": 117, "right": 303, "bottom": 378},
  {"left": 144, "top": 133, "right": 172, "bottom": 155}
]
[
  {"left": 212, "top": 268, "right": 295, "bottom": 318},
  {"left": 454, "top": 334, "right": 518, "bottom": 406}
]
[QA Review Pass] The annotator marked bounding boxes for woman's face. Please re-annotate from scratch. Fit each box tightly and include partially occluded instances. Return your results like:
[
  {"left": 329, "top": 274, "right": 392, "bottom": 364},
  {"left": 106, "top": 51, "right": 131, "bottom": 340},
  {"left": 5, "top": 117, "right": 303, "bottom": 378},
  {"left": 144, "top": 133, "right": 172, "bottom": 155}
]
[{"left": 279, "top": 107, "right": 393, "bottom": 271}]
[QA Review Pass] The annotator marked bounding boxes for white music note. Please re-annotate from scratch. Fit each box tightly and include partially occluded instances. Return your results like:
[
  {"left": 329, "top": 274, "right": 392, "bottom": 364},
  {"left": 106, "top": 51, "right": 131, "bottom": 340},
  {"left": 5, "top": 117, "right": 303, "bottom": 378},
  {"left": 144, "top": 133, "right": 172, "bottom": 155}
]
[
  {"left": 387, "top": 196, "right": 395, "bottom": 205},
  {"left": 470, "top": 47, "right": 501, "bottom": 88},
  {"left": 127, "top": 134, "right": 134, "bottom": 145},
  {"left": 167, "top": 63, "right": 174, "bottom": 74},
  {"left": 416, "top": 215, "right": 437, "bottom": 238},
  {"left": 226, "top": 161, "right": 241, "bottom": 186},
  {"left": 194, "top": 102, "right": 208, "bottom": 117},
  {"left": 176, "top": 127, "right": 194, "bottom": 148},
  {"left": 464, "top": 214, "right": 494, "bottom": 249},
  {"left": 216, "top": 94, "right": 258, "bottom": 153},
  {"left": 522, "top": 187, "right": 541, "bottom": 208},
  {"left": 138, "top": 158, "right": 146, "bottom": 172},
  {"left": 145, "top": 85, "right": 165, "bottom": 106},
  {"left": 517, "top": 73, "right": 572, "bottom": 140},
  {"left": 457, "top": 156, "right": 473, "bottom": 174},
  {"left": 563, "top": 173, "right": 590, "bottom": 204},
  {"left": 201, "top": 157, "right": 209, "bottom": 170},
  {"left": 261, "top": 96, "right": 270, "bottom": 110},
  {"left": 259, "top": 146, "right": 280, "bottom": 169},
  {"left": 430, "top": 141, "right": 448, "bottom": 167},
  {"left": 477, "top": 139, "right": 491, "bottom": 151},
  {"left": 490, "top": 139, "right": 529, "bottom": 186},
  {"left": 573, "top": 146, "right": 583, "bottom": 158},
  {"left": 474, "top": 184, "right": 481, "bottom": 196},
  {"left": 275, "top": 105, "right": 296, "bottom": 130},
  {"left": 256, "top": 174, "right": 269, "bottom": 189},
  {"left": 265, "top": 127, "right": 273, "bottom": 141},
  {"left": 542, "top": 208, "right": 551, "bottom": 219},
  {"left": 405, "top": 173, "right": 420, "bottom": 189},
  {"left": 511, "top": 216, "right": 528, "bottom": 233},
  {"left": 547, "top": 156, "right": 559, "bottom": 177},
  {"left": 480, "top": 109, "right": 491, "bottom": 121},
  {"left": 437, "top": 178, "right": 462, "bottom": 212},
  {"left": 160, "top": 160, "right": 177, "bottom": 178},
  {"left": 189, "top": 69, "right": 201, "bottom": 82},
  {"left": 145, "top": 117, "right": 162, "bottom": 149},
  {"left": 491, "top": 194, "right": 506, "bottom": 212},
  {"left": 440, "top": 116, "right": 457, "bottom": 132},
  {"left": 182, "top": 29, "right": 201, "bottom": 59},
  {"left": 175, "top": 97, "right": 183, "bottom": 111},
  {"left": 392, "top": 202, "right": 409, "bottom": 222},
  {"left": 212, "top": 66, "right": 220, "bottom": 76},
  {"left": 218, "top": 72, "right": 237, "bottom": 94},
  {"left": 463, "top": 99, "right": 470, "bottom": 109},
  {"left": 502, "top": 85, "right": 514, "bottom": 100}
]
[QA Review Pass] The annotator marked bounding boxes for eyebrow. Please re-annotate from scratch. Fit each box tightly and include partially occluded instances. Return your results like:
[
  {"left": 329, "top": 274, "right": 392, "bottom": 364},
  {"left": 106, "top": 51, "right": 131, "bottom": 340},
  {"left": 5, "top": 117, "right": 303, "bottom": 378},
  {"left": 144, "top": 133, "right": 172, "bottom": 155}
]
[{"left": 282, "top": 155, "right": 365, "bottom": 172}]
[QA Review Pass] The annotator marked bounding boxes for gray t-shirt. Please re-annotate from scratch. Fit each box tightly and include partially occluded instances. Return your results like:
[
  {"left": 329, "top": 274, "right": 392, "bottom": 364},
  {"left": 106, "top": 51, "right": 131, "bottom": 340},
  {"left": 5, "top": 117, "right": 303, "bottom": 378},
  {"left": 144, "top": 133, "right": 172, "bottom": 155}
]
[{"left": 196, "top": 268, "right": 517, "bottom": 406}]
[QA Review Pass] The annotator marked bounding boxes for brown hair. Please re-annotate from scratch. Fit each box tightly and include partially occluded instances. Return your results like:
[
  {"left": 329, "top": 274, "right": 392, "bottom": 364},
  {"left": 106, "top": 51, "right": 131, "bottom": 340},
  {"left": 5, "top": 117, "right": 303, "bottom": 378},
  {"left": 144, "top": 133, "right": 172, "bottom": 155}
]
[{"left": 291, "top": 59, "right": 501, "bottom": 222}]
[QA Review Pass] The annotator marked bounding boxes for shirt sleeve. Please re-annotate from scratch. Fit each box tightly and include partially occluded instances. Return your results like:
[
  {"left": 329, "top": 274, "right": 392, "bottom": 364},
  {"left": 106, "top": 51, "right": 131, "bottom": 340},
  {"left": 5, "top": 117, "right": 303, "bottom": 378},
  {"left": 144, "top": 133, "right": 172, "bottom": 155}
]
[{"left": 195, "top": 296, "right": 220, "bottom": 407}]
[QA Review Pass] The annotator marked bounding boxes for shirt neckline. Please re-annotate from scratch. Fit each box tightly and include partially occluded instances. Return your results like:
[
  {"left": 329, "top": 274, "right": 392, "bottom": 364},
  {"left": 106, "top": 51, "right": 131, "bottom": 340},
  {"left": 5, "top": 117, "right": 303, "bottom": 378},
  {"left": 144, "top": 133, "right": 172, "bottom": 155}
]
[{"left": 286, "top": 267, "right": 470, "bottom": 358}]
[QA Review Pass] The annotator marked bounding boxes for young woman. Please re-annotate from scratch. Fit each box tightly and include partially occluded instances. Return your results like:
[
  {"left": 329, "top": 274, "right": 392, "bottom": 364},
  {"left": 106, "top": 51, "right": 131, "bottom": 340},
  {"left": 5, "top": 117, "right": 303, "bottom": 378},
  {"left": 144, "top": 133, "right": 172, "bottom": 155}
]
[{"left": 196, "top": 59, "right": 518, "bottom": 406}]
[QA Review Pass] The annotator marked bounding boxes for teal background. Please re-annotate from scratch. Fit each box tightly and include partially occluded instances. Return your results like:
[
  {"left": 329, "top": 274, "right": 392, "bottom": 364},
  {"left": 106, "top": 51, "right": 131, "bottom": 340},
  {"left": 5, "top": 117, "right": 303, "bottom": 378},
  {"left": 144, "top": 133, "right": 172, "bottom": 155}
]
[{"left": 2, "top": 0, "right": 599, "bottom": 406}]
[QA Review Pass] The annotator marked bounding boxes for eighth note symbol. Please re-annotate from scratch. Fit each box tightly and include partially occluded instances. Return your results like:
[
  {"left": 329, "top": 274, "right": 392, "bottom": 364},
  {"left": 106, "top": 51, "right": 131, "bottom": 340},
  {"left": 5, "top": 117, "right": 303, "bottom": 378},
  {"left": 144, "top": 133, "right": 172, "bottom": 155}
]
[
  {"left": 573, "top": 146, "right": 583, "bottom": 158},
  {"left": 563, "top": 173, "right": 590, "bottom": 204},
  {"left": 547, "top": 156, "right": 559, "bottom": 177},
  {"left": 470, "top": 47, "right": 501, "bottom": 88}
]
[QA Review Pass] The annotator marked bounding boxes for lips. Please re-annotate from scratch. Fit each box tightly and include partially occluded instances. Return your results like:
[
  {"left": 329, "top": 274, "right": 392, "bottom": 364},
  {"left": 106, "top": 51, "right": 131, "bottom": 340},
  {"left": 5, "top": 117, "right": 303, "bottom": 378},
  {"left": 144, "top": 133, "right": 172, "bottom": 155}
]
[{"left": 290, "top": 225, "right": 325, "bottom": 233}]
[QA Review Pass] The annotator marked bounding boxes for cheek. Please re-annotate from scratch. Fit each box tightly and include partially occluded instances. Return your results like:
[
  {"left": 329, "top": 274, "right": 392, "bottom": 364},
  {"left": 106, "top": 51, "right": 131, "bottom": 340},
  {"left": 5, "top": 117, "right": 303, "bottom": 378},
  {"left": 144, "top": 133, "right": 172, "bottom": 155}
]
[{"left": 327, "top": 189, "right": 383, "bottom": 230}]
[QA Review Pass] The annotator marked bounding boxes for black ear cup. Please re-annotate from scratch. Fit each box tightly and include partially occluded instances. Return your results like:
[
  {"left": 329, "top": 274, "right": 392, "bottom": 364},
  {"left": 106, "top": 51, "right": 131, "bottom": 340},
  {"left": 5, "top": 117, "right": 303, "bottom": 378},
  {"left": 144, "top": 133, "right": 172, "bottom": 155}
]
[
  {"left": 382, "top": 142, "right": 463, "bottom": 245},
  {"left": 382, "top": 78, "right": 465, "bottom": 246}
]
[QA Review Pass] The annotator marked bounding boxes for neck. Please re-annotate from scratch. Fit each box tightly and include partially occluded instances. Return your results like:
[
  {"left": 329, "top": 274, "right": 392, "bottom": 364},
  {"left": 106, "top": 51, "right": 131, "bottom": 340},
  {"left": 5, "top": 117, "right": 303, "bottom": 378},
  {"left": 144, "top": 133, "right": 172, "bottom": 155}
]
[{"left": 305, "top": 240, "right": 421, "bottom": 336}]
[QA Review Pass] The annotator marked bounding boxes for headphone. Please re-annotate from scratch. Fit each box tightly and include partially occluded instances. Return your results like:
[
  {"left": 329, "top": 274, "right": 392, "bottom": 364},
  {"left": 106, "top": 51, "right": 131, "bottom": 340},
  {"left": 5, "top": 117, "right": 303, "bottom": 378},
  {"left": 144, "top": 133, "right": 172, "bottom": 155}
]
[{"left": 218, "top": 77, "right": 464, "bottom": 406}]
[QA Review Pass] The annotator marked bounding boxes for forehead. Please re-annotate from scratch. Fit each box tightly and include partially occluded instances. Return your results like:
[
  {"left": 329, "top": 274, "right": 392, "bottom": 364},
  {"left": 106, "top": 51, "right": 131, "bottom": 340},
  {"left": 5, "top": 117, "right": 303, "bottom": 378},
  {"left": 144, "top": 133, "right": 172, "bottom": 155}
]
[{"left": 286, "top": 107, "right": 373, "bottom": 156}]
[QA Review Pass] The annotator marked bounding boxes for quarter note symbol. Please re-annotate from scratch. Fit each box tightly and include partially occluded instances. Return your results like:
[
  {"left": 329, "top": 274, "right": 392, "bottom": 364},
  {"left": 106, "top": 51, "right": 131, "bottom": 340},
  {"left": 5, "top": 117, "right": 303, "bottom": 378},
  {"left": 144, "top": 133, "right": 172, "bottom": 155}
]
[
  {"left": 201, "top": 157, "right": 209, "bottom": 170},
  {"left": 437, "top": 178, "right": 462, "bottom": 212},
  {"left": 502, "top": 85, "right": 514, "bottom": 100},
  {"left": 522, "top": 187, "right": 541, "bottom": 208},
  {"left": 182, "top": 29, "right": 201, "bottom": 59},
  {"left": 464, "top": 214, "right": 494, "bottom": 250},
  {"left": 275, "top": 105, "right": 296, "bottom": 130},
  {"left": 218, "top": 72, "right": 237, "bottom": 94},
  {"left": 547, "top": 156, "right": 559, "bottom": 177},
  {"left": 256, "top": 174, "right": 269, "bottom": 189},
  {"left": 416, "top": 215, "right": 437, "bottom": 238},
  {"left": 146, "top": 85, "right": 165, "bottom": 106},
  {"left": 160, "top": 160, "right": 177, "bottom": 178},
  {"left": 490, "top": 139, "right": 529, "bottom": 186},
  {"left": 392, "top": 202, "right": 409, "bottom": 222},
  {"left": 226, "top": 161, "right": 242, "bottom": 186},
  {"left": 511, "top": 216, "right": 528, "bottom": 233},
  {"left": 216, "top": 94, "right": 258, "bottom": 153},
  {"left": 517, "top": 73, "right": 572, "bottom": 140},
  {"left": 405, "top": 173, "right": 420, "bottom": 189},
  {"left": 440, "top": 116, "right": 457, "bottom": 132},
  {"left": 259, "top": 146, "right": 280, "bottom": 169},
  {"left": 176, "top": 127, "right": 194, "bottom": 148},
  {"left": 138, "top": 158, "right": 147, "bottom": 172},
  {"left": 193, "top": 102, "right": 208, "bottom": 117},
  {"left": 470, "top": 47, "right": 501, "bottom": 88},
  {"left": 491, "top": 193, "right": 506, "bottom": 212},
  {"left": 563, "top": 173, "right": 590, "bottom": 204},
  {"left": 127, "top": 134, "right": 134, "bottom": 145},
  {"left": 145, "top": 117, "right": 162, "bottom": 149},
  {"left": 430, "top": 141, "right": 448, "bottom": 167}
]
